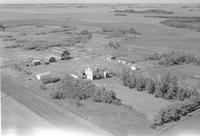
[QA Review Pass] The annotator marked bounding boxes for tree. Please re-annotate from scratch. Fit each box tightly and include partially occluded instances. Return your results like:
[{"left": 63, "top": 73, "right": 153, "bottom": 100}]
[
  {"left": 145, "top": 79, "right": 155, "bottom": 94},
  {"left": 135, "top": 75, "right": 146, "bottom": 91},
  {"left": 49, "top": 57, "right": 56, "bottom": 62}
]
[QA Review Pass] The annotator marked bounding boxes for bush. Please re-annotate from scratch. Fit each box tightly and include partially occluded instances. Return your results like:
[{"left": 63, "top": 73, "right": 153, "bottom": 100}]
[
  {"left": 41, "top": 77, "right": 60, "bottom": 84},
  {"left": 49, "top": 57, "right": 56, "bottom": 62},
  {"left": 61, "top": 50, "right": 72, "bottom": 60},
  {"left": 129, "top": 27, "right": 141, "bottom": 35},
  {"left": 50, "top": 91, "right": 66, "bottom": 100},
  {"left": 93, "top": 88, "right": 121, "bottom": 105},
  {"left": 51, "top": 75, "right": 121, "bottom": 105}
]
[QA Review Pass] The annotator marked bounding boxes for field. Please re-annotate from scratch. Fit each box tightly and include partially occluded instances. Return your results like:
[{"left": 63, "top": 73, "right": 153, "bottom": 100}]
[{"left": 1, "top": 3, "right": 200, "bottom": 136}]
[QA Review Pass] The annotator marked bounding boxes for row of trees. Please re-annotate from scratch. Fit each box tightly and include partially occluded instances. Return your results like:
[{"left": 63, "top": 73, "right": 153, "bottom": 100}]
[
  {"left": 120, "top": 68, "right": 200, "bottom": 127},
  {"left": 121, "top": 68, "right": 199, "bottom": 101},
  {"left": 153, "top": 95, "right": 200, "bottom": 127},
  {"left": 146, "top": 51, "right": 200, "bottom": 66},
  {"left": 101, "top": 27, "right": 141, "bottom": 35},
  {"left": 50, "top": 75, "right": 121, "bottom": 105}
]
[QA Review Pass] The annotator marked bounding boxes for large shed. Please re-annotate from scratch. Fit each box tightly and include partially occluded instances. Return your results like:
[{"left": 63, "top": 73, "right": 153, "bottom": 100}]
[
  {"left": 32, "top": 59, "right": 41, "bottom": 66},
  {"left": 51, "top": 47, "right": 70, "bottom": 60},
  {"left": 36, "top": 72, "right": 51, "bottom": 80}
]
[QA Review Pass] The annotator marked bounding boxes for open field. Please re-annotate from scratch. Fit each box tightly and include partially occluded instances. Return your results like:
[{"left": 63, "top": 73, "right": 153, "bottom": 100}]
[{"left": 1, "top": 3, "right": 200, "bottom": 136}]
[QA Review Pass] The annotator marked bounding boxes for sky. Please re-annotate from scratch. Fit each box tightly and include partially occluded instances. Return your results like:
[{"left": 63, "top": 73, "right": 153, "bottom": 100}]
[{"left": 1, "top": 0, "right": 200, "bottom": 4}]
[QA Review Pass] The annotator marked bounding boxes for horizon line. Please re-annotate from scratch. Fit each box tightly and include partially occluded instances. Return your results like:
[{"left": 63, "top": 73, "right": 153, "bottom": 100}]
[{"left": 1, "top": 2, "right": 200, "bottom": 4}]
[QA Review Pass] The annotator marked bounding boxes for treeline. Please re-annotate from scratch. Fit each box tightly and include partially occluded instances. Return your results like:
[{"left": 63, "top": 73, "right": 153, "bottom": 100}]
[
  {"left": 145, "top": 51, "right": 200, "bottom": 66},
  {"left": 51, "top": 75, "right": 121, "bottom": 105},
  {"left": 121, "top": 68, "right": 199, "bottom": 101},
  {"left": 161, "top": 17, "right": 200, "bottom": 32},
  {"left": 101, "top": 27, "right": 141, "bottom": 35},
  {"left": 120, "top": 68, "right": 200, "bottom": 127},
  {"left": 153, "top": 95, "right": 200, "bottom": 127},
  {"left": 114, "top": 9, "right": 173, "bottom": 14}
]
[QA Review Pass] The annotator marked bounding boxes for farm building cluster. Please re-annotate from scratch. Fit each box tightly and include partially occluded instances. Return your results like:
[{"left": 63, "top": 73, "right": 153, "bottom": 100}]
[
  {"left": 105, "top": 55, "right": 140, "bottom": 70},
  {"left": 71, "top": 65, "right": 111, "bottom": 80},
  {"left": 31, "top": 47, "right": 72, "bottom": 66}
]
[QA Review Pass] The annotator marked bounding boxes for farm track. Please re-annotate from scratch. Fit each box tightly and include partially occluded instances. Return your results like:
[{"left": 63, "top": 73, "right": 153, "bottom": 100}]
[{"left": 1, "top": 73, "right": 114, "bottom": 136}]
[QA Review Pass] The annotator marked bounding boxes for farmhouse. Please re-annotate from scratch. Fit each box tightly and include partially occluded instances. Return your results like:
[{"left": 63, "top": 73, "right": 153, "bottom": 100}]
[
  {"left": 36, "top": 72, "right": 51, "bottom": 80},
  {"left": 85, "top": 66, "right": 94, "bottom": 80},
  {"left": 85, "top": 66, "right": 109, "bottom": 80}
]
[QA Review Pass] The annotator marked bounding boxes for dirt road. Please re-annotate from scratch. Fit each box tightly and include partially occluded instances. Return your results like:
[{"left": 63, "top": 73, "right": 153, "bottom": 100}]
[{"left": 1, "top": 73, "right": 114, "bottom": 136}]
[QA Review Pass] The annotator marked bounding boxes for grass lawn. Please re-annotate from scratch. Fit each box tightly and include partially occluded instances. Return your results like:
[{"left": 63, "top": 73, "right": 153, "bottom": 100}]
[{"left": 94, "top": 78, "right": 172, "bottom": 120}]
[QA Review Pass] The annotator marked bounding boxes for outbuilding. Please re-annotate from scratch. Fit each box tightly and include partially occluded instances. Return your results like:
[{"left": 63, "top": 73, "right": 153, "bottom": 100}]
[
  {"left": 36, "top": 72, "right": 51, "bottom": 80},
  {"left": 32, "top": 59, "right": 41, "bottom": 66},
  {"left": 131, "top": 64, "right": 139, "bottom": 71},
  {"left": 51, "top": 47, "right": 70, "bottom": 60}
]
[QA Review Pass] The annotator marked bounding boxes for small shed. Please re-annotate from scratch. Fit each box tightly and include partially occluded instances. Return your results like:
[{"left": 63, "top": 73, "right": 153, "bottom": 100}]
[
  {"left": 105, "top": 55, "right": 113, "bottom": 61},
  {"left": 36, "top": 72, "right": 51, "bottom": 80},
  {"left": 131, "top": 64, "right": 139, "bottom": 71},
  {"left": 32, "top": 59, "right": 41, "bottom": 66},
  {"left": 117, "top": 57, "right": 127, "bottom": 64},
  {"left": 103, "top": 71, "right": 110, "bottom": 78}
]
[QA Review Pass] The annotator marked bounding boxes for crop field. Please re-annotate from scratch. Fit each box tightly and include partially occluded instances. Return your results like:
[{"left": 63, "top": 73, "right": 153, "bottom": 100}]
[{"left": 1, "top": 3, "right": 200, "bottom": 136}]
